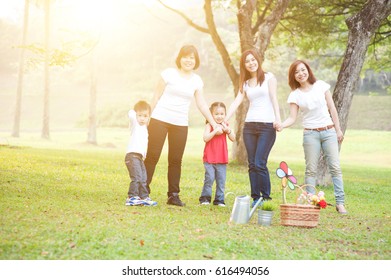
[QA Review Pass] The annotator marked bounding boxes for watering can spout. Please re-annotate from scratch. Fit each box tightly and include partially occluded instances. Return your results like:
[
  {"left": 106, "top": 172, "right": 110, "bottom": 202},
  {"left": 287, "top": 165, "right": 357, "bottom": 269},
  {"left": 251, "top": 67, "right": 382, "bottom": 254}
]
[{"left": 249, "top": 198, "right": 264, "bottom": 219}]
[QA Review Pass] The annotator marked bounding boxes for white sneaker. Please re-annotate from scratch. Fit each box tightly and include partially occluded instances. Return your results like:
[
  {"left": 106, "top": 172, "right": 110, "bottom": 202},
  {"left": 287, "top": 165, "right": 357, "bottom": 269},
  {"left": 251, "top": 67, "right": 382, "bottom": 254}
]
[
  {"left": 125, "top": 196, "right": 143, "bottom": 206},
  {"left": 140, "top": 197, "right": 158, "bottom": 206},
  {"left": 201, "top": 201, "right": 210, "bottom": 205}
]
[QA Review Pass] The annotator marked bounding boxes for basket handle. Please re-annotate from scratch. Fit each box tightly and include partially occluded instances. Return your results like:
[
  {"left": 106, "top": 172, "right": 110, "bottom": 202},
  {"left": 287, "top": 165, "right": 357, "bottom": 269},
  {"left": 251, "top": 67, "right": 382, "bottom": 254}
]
[{"left": 296, "top": 184, "right": 317, "bottom": 205}]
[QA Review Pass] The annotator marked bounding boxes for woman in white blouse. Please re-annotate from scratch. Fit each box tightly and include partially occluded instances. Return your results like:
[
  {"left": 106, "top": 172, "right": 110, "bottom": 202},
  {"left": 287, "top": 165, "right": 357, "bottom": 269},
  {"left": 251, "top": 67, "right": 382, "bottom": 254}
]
[
  {"left": 145, "top": 45, "right": 217, "bottom": 207},
  {"left": 226, "top": 49, "right": 281, "bottom": 207},
  {"left": 280, "top": 60, "right": 347, "bottom": 214}
]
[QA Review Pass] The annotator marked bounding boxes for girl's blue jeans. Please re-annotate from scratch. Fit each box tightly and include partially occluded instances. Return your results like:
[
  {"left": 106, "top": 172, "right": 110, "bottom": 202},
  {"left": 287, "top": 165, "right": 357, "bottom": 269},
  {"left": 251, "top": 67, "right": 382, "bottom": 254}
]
[{"left": 200, "top": 163, "right": 226, "bottom": 204}]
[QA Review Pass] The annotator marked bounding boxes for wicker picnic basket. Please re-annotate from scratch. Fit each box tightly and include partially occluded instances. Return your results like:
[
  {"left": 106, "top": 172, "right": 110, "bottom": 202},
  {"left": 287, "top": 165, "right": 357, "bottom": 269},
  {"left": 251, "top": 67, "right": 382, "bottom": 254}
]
[
  {"left": 280, "top": 183, "right": 320, "bottom": 228},
  {"left": 280, "top": 203, "right": 320, "bottom": 228},
  {"left": 276, "top": 162, "right": 322, "bottom": 228}
]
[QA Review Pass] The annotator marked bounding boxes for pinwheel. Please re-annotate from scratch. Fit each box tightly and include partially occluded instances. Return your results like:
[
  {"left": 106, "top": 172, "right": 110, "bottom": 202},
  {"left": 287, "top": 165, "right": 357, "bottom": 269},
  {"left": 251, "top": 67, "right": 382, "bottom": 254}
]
[{"left": 276, "top": 161, "right": 298, "bottom": 204}]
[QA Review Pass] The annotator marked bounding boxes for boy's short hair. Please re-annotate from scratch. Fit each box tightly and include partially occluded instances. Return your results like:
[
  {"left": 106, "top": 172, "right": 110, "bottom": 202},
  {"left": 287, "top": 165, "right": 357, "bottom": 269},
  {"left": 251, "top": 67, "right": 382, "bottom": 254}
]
[{"left": 134, "top": 100, "right": 151, "bottom": 114}]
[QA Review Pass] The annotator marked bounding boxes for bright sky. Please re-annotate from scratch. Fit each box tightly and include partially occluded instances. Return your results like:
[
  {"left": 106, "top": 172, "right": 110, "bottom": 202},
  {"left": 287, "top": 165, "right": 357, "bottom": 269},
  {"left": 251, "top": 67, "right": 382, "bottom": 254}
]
[
  {"left": 0, "top": 0, "right": 24, "bottom": 22},
  {"left": 0, "top": 0, "right": 203, "bottom": 33},
  {"left": 0, "top": 0, "right": 203, "bottom": 20}
]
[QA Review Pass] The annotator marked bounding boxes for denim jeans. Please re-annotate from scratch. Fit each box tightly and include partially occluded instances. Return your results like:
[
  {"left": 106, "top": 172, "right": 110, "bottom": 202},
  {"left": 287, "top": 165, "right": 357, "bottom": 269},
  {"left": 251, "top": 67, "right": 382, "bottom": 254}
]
[
  {"left": 243, "top": 122, "right": 276, "bottom": 200},
  {"left": 125, "top": 153, "right": 149, "bottom": 199},
  {"left": 144, "top": 118, "right": 188, "bottom": 197},
  {"left": 303, "top": 128, "right": 345, "bottom": 205},
  {"left": 199, "top": 163, "right": 226, "bottom": 204}
]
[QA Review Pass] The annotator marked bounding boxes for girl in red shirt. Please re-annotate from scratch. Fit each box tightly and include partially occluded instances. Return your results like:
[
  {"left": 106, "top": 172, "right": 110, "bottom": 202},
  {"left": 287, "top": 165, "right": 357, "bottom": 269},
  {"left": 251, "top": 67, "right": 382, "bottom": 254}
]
[{"left": 199, "top": 102, "right": 235, "bottom": 206}]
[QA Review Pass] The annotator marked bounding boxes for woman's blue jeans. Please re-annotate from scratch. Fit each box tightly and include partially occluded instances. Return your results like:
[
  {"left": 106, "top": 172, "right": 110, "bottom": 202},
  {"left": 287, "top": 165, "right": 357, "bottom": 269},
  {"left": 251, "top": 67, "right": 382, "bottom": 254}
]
[
  {"left": 303, "top": 128, "right": 345, "bottom": 205},
  {"left": 243, "top": 122, "right": 276, "bottom": 201}
]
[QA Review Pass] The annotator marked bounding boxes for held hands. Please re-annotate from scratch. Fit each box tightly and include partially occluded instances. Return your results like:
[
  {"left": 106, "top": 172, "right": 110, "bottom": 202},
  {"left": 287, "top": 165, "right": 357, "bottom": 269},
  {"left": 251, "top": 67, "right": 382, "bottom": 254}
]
[
  {"left": 212, "top": 122, "right": 232, "bottom": 135},
  {"left": 274, "top": 121, "right": 283, "bottom": 132},
  {"left": 212, "top": 124, "right": 224, "bottom": 135},
  {"left": 221, "top": 122, "right": 231, "bottom": 134}
]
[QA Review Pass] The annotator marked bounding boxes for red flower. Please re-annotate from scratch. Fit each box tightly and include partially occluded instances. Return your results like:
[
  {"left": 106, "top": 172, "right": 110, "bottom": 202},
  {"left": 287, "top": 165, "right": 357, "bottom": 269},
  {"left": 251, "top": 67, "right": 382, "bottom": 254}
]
[{"left": 318, "top": 200, "right": 327, "bottom": 209}]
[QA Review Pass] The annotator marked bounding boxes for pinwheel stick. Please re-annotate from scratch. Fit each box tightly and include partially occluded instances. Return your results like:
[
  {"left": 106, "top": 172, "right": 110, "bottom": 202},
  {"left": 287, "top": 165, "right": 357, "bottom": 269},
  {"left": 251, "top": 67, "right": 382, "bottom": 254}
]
[{"left": 281, "top": 177, "right": 288, "bottom": 204}]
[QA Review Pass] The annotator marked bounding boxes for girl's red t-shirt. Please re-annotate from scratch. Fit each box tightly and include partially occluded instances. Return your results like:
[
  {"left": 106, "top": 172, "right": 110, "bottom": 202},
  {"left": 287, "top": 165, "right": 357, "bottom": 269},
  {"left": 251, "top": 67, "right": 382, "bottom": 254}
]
[{"left": 203, "top": 127, "right": 228, "bottom": 164}]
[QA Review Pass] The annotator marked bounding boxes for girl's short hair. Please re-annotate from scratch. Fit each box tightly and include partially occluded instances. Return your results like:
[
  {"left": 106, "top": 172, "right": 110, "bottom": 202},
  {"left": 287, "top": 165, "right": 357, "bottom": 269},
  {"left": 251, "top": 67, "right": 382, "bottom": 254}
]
[
  {"left": 288, "top": 60, "right": 317, "bottom": 90},
  {"left": 175, "top": 45, "right": 200, "bottom": 70}
]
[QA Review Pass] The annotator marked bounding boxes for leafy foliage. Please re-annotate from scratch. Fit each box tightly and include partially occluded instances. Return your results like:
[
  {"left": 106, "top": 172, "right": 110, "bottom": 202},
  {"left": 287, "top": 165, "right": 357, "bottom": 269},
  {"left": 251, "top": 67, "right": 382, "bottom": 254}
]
[
  {"left": 261, "top": 201, "right": 275, "bottom": 211},
  {"left": 274, "top": 0, "right": 390, "bottom": 72}
]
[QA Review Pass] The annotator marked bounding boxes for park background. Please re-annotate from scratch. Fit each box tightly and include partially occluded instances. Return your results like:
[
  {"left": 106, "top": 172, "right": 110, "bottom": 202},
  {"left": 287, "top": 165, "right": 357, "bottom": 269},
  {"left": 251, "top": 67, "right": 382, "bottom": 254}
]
[{"left": 0, "top": 0, "right": 390, "bottom": 267}]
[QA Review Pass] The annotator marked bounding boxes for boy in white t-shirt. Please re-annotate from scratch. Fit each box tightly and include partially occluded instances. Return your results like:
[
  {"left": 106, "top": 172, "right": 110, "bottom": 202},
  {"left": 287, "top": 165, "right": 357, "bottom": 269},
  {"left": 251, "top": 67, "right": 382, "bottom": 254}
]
[{"left": 125, "top": 101, "right": 157, "bottom": 206}]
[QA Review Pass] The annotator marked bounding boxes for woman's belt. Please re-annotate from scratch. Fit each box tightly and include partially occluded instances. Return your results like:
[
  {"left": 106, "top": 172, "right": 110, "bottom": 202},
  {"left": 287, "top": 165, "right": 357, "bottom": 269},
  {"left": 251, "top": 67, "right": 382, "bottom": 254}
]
[{"left": 304, "top": 124, "right": 334, "bottom": 131}]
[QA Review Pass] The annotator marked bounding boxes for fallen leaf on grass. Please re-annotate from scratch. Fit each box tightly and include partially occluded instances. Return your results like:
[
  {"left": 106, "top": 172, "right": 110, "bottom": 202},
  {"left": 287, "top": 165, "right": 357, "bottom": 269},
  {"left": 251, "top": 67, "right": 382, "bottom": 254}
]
[
  {"left": 140, "top": 240, "right": 144, "bottom": 246},
  {"left": 41, "top": 251, "right": 49, "bottom": 256}
]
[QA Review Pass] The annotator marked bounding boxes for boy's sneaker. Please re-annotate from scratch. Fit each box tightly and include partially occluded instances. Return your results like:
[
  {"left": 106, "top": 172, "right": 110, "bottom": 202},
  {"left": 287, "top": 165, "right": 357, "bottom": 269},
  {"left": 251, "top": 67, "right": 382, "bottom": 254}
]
[
  {"left": 140, "top": 197, "right": 158, "bottom": 207},
  {"left": 125, "top": 196, "right": 143, "bottom": 206},
  {"left": 201, "top": 201, "right": 210, "bottom": 205},
  {"left": 167, "top": 195, "right": 185, "bottom": 207},
  {"left": 216, "top": 203, "right": 226, "bottom": 207}
]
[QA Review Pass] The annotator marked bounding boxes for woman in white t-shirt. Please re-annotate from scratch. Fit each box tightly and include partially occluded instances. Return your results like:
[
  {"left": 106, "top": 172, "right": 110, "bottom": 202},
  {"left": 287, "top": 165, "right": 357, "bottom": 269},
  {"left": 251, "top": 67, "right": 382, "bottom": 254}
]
[
  {"left": 226, "top": 49, "right": 282, "bottom": 207},
  {"left": 144, "top": 45, "right": 217, "bottom": 207},
  {"left": 279, "top": 60, "right": 347, "bottom": 214}
]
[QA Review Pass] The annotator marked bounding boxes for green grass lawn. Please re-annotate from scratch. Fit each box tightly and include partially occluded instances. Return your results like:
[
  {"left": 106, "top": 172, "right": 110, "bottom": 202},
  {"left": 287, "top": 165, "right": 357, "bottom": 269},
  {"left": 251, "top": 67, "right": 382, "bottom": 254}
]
[{"left": 0, "top": 129, "right": 390, "bottom": 260}]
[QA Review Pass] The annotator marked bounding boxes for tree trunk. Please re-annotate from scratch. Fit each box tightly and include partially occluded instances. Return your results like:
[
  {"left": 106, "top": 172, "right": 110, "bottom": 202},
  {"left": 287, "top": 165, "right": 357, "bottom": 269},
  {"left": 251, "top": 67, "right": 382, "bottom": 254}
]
[
  {"left": 232, "top": 0, "right": 257, "bottom": 164},
  {"left": 41, "top": 0, "right": 50, "bottom": 139},
  {"left": 12, "top": 0, "right": 29, "bottom": 138},
  {"left": 232, "top": 0, "right": 290, "bottom": 163},
  {"left": 316, "top": 0, "right": 391, "bottom": 185},
  {"left": 87, "top": 51, "right": 98, "bottom": 145}
]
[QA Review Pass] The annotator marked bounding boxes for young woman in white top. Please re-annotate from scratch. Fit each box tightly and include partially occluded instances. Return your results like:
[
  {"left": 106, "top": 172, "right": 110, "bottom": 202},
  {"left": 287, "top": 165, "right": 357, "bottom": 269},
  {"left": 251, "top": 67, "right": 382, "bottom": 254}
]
[
  {"left": 144, "top": 45, "right": 217, "bottom": 207},
  {"left": 226, "top": 49, "right": 281, "bottom": 207},
  {"left": 279, "top": 60, "right": 347, "bottom": 214}
]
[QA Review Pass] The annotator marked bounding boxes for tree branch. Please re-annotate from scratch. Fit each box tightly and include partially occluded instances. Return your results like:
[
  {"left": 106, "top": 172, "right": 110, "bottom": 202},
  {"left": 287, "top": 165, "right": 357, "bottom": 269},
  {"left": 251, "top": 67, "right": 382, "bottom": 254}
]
[
  {"left": 252, "top": 0, "right": 273, "bottom": 34},
  {"left": 157, "top": 0, "right": 209, "bottom": 33},
  {"left": 204, "top": 0, "right": 238, "bottom": 87},
  {"left": 256, "top": 0, "right": 291, "bottom": 56}
]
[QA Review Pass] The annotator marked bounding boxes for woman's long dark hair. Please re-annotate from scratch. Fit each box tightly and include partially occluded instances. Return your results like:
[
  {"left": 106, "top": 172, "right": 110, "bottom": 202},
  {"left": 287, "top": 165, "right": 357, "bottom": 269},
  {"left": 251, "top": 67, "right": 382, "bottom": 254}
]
[{"left": 239, "top": 49, "right": 265, "bottom": 93}]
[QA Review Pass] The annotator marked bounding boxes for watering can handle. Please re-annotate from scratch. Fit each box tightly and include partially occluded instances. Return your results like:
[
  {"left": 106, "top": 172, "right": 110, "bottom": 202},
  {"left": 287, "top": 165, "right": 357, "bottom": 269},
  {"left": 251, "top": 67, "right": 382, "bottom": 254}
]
[{"left": 249, "top": 198, "right": 264, "bottom": 219}]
